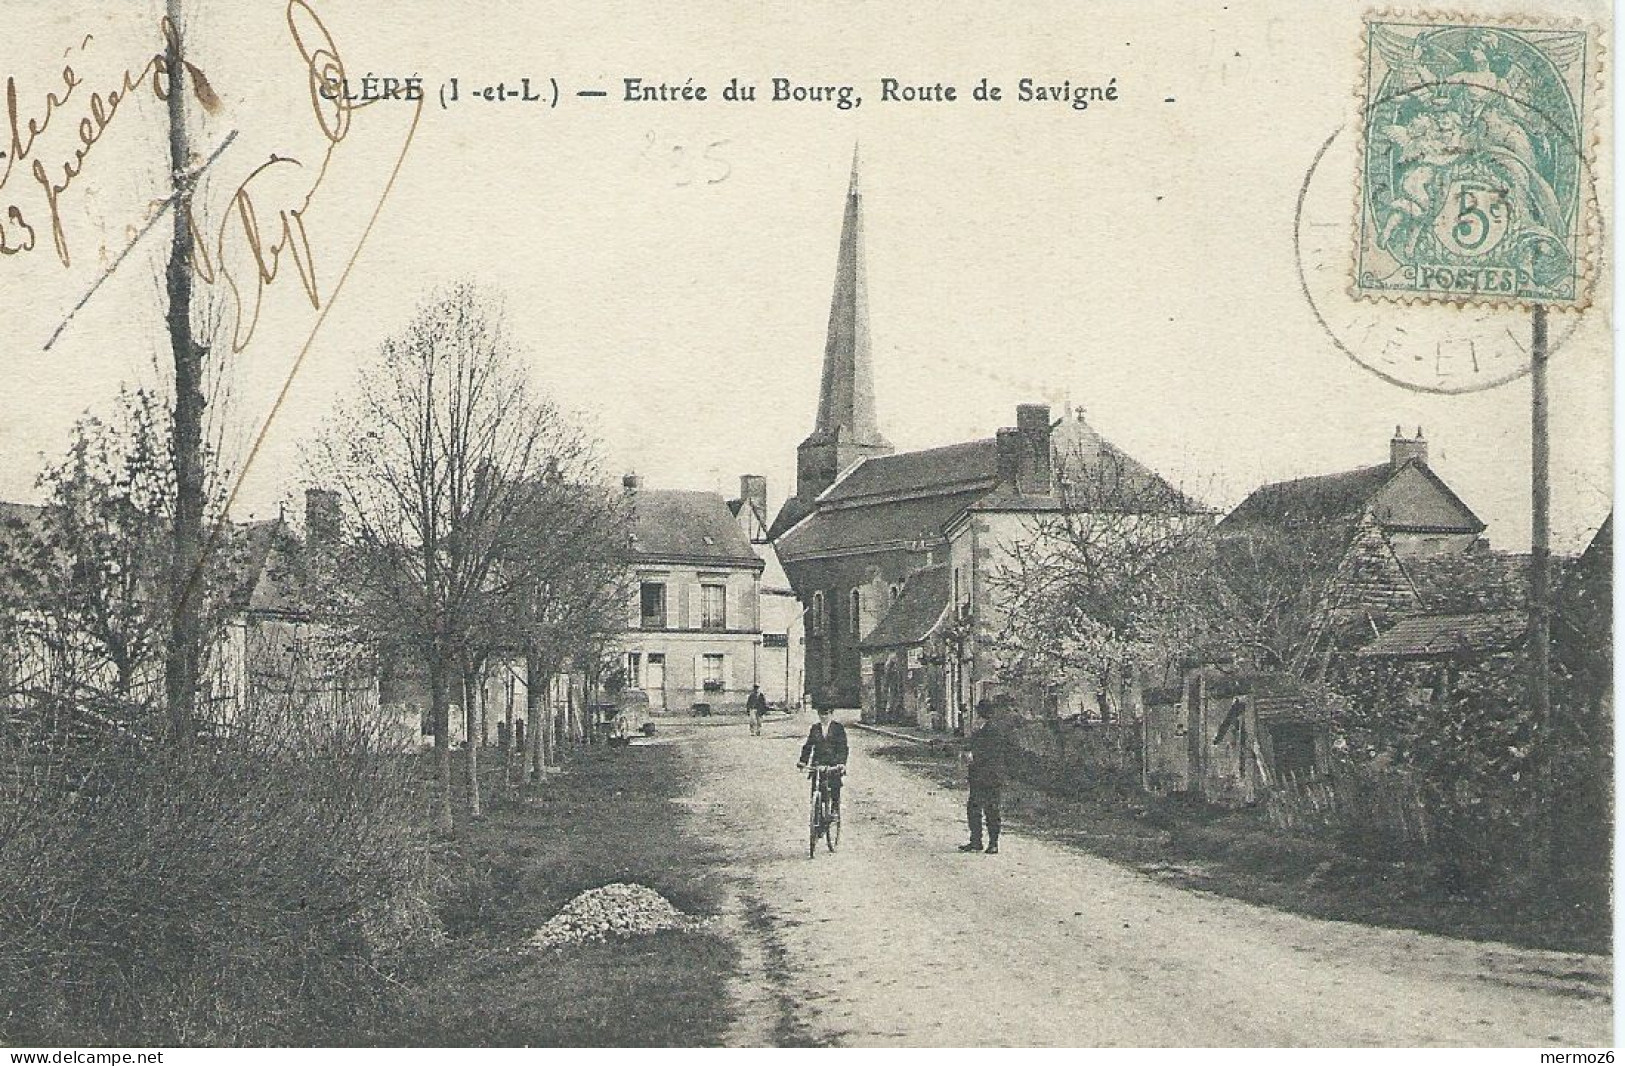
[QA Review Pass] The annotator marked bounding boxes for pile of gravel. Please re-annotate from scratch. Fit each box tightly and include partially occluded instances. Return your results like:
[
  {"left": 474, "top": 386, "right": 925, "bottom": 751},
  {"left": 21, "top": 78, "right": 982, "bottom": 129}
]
[{"left": 529, "top": 882, "right": 707, "bottom": 949}]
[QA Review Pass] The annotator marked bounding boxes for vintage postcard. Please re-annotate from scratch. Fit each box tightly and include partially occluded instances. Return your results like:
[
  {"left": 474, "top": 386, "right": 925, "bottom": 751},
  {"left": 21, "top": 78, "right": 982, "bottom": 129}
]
[{"left": 0, "top": 0, "right": 1612, "bottom": 1052}]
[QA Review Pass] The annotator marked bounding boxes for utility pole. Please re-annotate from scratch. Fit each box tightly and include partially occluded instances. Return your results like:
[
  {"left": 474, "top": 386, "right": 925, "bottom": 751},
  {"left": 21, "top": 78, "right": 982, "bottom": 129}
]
[
  {"left": 163, "top": 0, "right": 206, "bottom": 742},
  {"left": 1529, "top": 303, "right": 1553, "bottom": 860}
]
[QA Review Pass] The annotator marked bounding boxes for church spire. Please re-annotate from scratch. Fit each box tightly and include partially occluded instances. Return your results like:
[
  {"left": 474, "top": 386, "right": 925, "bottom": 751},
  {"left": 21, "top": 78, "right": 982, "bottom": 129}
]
[
  {"left": 775, "top": 146, "right": 897, "bottom": 535},
  {"left": 811, "top": 143, "right": 888, "bottom": 450}
]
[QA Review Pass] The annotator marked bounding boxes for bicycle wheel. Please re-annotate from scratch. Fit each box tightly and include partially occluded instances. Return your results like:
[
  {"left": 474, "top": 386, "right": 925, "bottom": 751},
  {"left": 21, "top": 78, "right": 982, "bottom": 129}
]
[
  {"left": 808, "top": 793, "right": 821, "bottom": 858},
  {"left": 826, "top": 797, "right": 840, "bottom": 852}
]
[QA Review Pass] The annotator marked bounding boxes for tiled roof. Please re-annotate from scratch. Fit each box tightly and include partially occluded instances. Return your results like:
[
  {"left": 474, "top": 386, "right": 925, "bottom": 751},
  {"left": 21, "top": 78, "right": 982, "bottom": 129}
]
[
  {"left": 1357, "top": 610, "right": 1527, "bottom": 659},
  {"left": 822, "top": 439, "right": 998, "bottom": 503},
  {"left": 1404, "top": 551, "right": 1531, "bottom": 613},
  {"left": 629, "top": 489, "right": 760, "bottom": 566},
  {"left": 860, "top": 565, "right": 951, "bottom": 649},
  {"left": 1221, "top": 463, "right": 1398, "bottom": 529}
]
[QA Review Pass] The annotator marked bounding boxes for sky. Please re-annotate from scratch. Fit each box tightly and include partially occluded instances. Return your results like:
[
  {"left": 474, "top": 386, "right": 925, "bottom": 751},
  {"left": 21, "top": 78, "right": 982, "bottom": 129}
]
[{"left": 0, "top": 0, "right": 1613, "bottom": 552}]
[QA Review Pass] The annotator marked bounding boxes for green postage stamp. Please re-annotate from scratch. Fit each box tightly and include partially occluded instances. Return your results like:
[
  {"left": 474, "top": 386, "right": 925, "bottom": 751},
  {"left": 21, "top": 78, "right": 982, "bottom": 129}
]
[{"left": 1355, "top": 14, "right": 1599, "bottom": 307}]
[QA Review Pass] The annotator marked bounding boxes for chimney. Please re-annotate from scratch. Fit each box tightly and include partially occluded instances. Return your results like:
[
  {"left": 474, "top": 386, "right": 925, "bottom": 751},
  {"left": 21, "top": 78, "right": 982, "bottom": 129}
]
[
  {"left": 739, "top": 474, "right": 767, "bottom": 522},
  {"left": 1390, "top": 425, "right": 1428, "bottom": 469},
  {"left": 1015, "top": 403, "right": 1053, "bottom": 495},
  {"left": 995, "top": 428, "right": 1023, "bottom": 488},
  {"left": 622, "top": 472, "right": 642, "bottom": 492},
  {"left": 305, "top": 488, "right": 341, "bottom": 545}
]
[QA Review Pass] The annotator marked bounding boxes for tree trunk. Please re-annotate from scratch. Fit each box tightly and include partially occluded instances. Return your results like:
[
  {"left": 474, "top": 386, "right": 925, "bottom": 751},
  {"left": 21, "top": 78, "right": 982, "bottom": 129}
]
[
  {"left": 502, "top": 669, "right": 515, "bottom": 797},
  {"left": 163, "top": 0, "right": 205, "bottom": 744},
  {"left": 525, "top": 649, "right": 544, "bottom": 796},
  {"left": 463, "top": 665, "right": 482, "bottom": 819},
  {"left": 429, "top": 658, "right": 454, "bottom": 834}
]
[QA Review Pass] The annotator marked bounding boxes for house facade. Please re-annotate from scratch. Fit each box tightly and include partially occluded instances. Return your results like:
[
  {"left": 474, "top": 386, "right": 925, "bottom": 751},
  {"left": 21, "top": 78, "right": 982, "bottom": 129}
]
[
  {"left": 621, "top": 479, "right": 766, "bottom": 714},
  {"left": 728, "top": 474, "right": 804, "bottom": 707}
]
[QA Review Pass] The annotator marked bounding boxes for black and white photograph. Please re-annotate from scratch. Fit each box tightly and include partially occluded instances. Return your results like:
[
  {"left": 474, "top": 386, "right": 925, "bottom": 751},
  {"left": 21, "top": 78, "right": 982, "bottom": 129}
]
[{"left": 0, "top": 0, "right": 1614, "bottom": 1051}]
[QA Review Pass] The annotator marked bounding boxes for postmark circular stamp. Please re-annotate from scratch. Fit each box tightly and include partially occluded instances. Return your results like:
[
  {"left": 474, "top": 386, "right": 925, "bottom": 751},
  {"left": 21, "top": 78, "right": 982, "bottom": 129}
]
[
  {"left": 1296, "top": 123, "right": 1601, "bottom": 395},
  {"left": 1293, "top": 12, "right": 1605, "bottom": 395}
]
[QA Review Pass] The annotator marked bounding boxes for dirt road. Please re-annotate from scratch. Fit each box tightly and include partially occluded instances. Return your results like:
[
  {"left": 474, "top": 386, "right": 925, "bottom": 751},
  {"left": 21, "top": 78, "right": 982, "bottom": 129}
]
[{"left": 670, "top": 714, "right": 1611, "bottom": 1047}]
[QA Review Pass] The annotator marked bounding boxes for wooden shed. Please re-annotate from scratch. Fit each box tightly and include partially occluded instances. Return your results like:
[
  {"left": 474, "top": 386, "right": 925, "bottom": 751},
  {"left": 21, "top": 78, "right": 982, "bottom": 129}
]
[{"left": 1143, "top": 669, "right": 1332, "bottom": 805}]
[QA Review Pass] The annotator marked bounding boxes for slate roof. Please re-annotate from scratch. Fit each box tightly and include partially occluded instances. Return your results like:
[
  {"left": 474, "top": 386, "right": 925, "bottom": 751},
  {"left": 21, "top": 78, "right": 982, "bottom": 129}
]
[
  {"left": 629, "top": 489, "right": 761, "bottom": 567},
  {"left": 778, "top": 489, "right": 991, "bottom": 558},
  {"left": 1221, "top": 459, "right": 1483, "bottom": 534},
  {"left": 823, "top": 439, "right": 998, "bottom": 503},
  {"left": 766, "top": 494, "right": 815, "bottom": 542},
  {"left": 1357, "top": 610, "right": 1527, "bottom": 659},
  {"left": 777, "top": 417, "right": 1195, "bottom": 559},
  {"left": 860, "top": 565, "right": 951, "bottom": 650},
  {"left": 231, "top": 520, "right": 307, "bottom": 614},
  {"left": 1222, "top": 463, "right": 1398, "bottom": 528},
  {"left": 1049, "top": 415, "right": 1202, "bottom": 513}
]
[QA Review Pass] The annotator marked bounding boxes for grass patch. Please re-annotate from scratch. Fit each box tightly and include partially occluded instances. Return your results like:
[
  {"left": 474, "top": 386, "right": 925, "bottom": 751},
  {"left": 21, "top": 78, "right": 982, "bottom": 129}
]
[
  {"left": 358, "top": 742, "right": 739, "bottom": 1047},
  {"left": 871, "top": 742, "right": 1609, "bottom": 955}
]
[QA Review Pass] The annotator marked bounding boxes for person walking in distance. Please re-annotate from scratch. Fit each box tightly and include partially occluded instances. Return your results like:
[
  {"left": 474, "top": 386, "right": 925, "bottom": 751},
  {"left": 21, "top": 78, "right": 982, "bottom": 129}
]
[
  {"left": 746, "top": 683, "right": 769, "bottom": 736},
  {"left": 959, "top": 698, "right": 1007, "bottom": 854}
]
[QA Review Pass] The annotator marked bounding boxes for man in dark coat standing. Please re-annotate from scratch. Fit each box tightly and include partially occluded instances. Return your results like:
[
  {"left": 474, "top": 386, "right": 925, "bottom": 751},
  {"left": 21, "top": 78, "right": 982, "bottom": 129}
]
[
  {"left": 746, "top": 683, "right": 769, "bottom": 736},
  {"left": 959, "top": 698, "right": 1007, "bottom": 854}
]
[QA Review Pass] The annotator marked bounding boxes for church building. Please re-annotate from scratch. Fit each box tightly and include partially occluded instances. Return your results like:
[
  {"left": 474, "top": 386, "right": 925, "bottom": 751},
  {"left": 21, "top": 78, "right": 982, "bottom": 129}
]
[{"left": 769, "top": 154, "right": 1192, "bottom": 723}]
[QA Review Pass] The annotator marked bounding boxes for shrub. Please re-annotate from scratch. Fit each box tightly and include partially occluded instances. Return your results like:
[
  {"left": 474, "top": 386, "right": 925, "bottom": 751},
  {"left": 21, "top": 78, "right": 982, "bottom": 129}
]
[{"left": 0, "top": 698, "right": 443, "bottom": 1045}]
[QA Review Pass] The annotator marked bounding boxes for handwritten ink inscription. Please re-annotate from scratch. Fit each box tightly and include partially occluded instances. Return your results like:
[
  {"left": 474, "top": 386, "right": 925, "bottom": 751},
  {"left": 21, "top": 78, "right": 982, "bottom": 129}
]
[
  {"left": 14, "top": 2, "right": 422, "bottom": 357},
  {"left": 2, "top": 21, "right": 219, "bottom": 262}
]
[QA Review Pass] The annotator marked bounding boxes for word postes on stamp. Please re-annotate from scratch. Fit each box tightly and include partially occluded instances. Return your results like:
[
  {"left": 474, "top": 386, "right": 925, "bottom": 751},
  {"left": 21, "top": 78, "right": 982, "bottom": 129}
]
[{"left": 1355, "top": 15, "right": 1597, "bottom": 308}]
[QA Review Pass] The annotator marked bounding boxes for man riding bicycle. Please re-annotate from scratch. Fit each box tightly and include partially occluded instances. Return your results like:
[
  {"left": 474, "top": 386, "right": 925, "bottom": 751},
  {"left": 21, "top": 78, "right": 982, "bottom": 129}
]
[{"left": 797, "top": 706, "right": 849, "bottom": 811}]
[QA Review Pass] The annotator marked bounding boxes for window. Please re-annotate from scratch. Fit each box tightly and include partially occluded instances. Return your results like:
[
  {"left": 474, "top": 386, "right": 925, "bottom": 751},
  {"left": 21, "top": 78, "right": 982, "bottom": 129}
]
[
  {"left": 811, "top": 591, "right": 825, "bottom": 636},
  {"left": 701, "top": 583, "right": 727, "bottom": 630},
  {"left": 640, "top": 582, "right": 667, "bottom": 629},
  {"left": 702, "top": 653, "right": 726, "bottom": 692},
  {"left": 849, "top": 588, "right": 862, "bottom": 634},
  {"left": 763, "top": 632, "right": 789, "bottom": 649},
  {"left": 625, "top": 652, "right": 642, "bottom": 688}
]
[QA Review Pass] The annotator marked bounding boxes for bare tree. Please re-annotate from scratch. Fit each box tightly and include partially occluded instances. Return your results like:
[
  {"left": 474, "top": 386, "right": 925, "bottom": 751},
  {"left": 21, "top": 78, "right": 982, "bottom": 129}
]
[
  {"left": 1210, "top": 521, "right": 1360, "bottom": 674},
  {"left": 507, "top": 486, "right": 632, "bottom": 791},
  {"left": 307, "top": 283, "right": 625, "bottom": 832}
]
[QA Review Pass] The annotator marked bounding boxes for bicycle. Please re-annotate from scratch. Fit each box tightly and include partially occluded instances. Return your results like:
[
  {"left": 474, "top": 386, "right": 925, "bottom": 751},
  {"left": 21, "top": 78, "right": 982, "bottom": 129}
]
[{"left": 799, "top": 763, "right": 844, "bottom": 857}]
